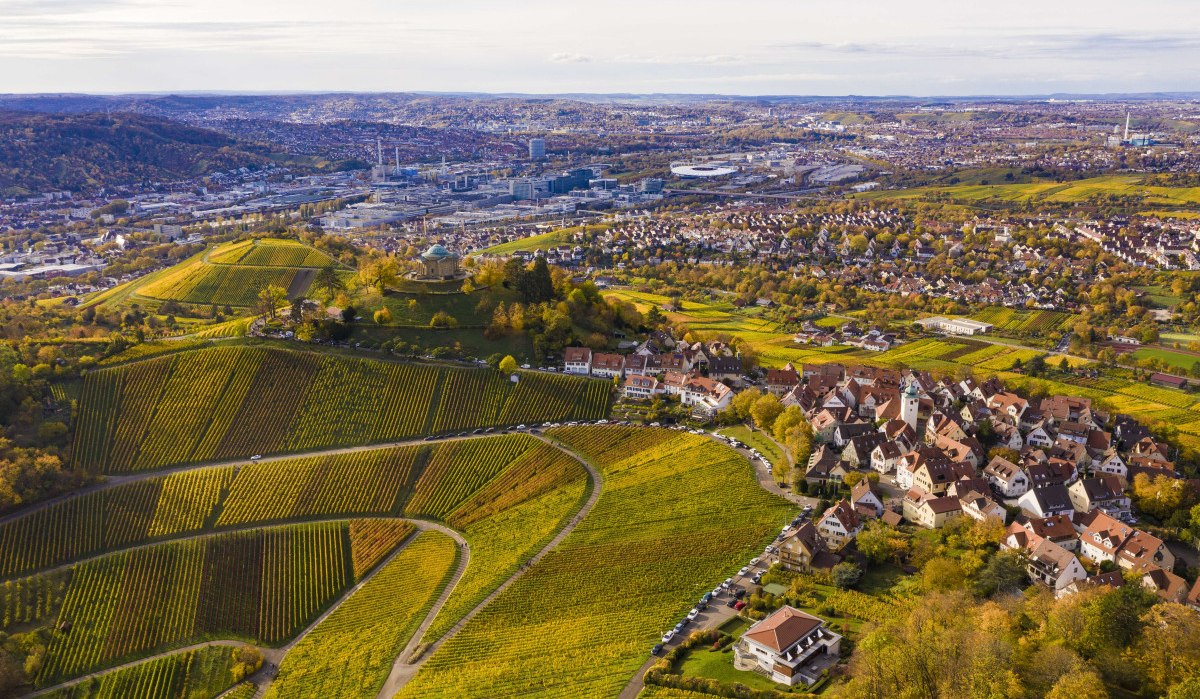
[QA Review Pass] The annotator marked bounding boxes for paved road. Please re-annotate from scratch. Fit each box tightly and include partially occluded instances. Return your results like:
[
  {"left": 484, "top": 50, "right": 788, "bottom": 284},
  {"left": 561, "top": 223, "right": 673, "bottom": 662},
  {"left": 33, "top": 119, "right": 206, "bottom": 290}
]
[
  {"left": 375, "top": 436, "right": 603, "bottom": 698},
  {"left": 616, "top": 556, "right": 773, "bottom": 699}
]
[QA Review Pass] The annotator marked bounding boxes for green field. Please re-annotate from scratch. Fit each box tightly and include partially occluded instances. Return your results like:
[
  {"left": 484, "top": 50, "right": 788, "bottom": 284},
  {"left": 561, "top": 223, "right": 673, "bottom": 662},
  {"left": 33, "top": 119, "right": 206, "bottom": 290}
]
[
  {"left": 482, "top": 229, "right": 576, "bottom": 255},
  {"left": 718, "top": 425, "right": 786, "bottom": 467},
  {"left": 1131, "top": 346, "right": 1200, "bottom": 372}
]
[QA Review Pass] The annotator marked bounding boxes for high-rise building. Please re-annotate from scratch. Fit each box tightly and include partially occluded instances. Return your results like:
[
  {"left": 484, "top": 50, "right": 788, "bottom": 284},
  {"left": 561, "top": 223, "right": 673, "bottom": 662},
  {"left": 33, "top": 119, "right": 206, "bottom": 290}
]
[{"left": 529, "top": 137, "right": 546, "bottom": 160}]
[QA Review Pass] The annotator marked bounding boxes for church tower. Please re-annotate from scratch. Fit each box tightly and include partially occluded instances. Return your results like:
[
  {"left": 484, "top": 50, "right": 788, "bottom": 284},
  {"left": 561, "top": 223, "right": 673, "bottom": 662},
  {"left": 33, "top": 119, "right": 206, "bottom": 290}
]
[{"left": 900, "top": 377, "right": 919, "bottom": 431}]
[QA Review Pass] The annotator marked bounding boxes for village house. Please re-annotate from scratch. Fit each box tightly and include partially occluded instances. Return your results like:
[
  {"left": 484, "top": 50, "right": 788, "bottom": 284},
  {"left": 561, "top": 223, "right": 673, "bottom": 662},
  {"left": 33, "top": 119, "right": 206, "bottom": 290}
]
[
  {"left": 902, "top": 492, "right": 963, "bottom": 529},
  {"left": 850, "top": 480, "right": 884, "bottom": 518},
  {"left": 623, "top": 374, "right": 661, "bottom": 400},
  {"left": 778, "top": 521, "right": 841, "bottom": 573},
  {"left": 1067, "top": 476, "right": 1131, "bottom": 518},
  {"left": 734, "top": 607, "right": 842, "bottom": 687},
  {"left": 1018, "top": 484, "right": 1075, "bottom": 519},
  {"left": 590, "top": 352, "right": 625, "bottom": 379},
  {"left": 1026, "top": 538, "right": 1087, "bottom": 595},
  {"left": 984, "top": 456, "right": 1030, "bottom": 497},
  {"left": 563, "top": 346, "right": 592, "bottom": 375},
  {"left": 816, "top": 500, "right": 862, "bottom": 550},
  {"left": 1077, "top": 510, "right": 1176, "bottom": 572}
]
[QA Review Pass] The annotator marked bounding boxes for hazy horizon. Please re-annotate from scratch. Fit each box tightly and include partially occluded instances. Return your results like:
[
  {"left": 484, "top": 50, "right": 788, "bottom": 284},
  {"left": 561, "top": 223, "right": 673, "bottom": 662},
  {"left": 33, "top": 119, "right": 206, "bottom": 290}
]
[{"left": 3, "top": 0, "right": 1200, "bottom": 96}]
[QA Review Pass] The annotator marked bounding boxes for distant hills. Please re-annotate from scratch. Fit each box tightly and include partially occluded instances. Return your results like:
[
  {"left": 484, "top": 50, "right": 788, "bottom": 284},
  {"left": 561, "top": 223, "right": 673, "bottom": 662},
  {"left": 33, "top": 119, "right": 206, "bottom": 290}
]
[{"left": 0, "top": 110, "right": 270, "bottom": 196}]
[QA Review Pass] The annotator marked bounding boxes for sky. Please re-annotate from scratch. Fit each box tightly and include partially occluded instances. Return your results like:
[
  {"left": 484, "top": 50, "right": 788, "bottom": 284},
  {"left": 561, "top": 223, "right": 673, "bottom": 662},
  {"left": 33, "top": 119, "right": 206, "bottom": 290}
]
[{"left": 2, "top": 0, "right": 1200, "bottom": 95}]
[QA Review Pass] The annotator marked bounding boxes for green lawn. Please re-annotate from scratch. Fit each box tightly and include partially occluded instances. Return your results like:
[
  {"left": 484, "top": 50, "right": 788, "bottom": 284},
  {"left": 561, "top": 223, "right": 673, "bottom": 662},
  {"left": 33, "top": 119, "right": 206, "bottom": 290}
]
[
  {"left": 719, "top": 425, "right": 787, "bottom": 468},
  {"left": 1131, "top": 346, "right": 1200, "bottom": 372},
  {"left": 679, "top": 647, "right": 786, "bottom": 693},
  {"left": 482, "top": 229, "right": 575, "bottom": 255}
]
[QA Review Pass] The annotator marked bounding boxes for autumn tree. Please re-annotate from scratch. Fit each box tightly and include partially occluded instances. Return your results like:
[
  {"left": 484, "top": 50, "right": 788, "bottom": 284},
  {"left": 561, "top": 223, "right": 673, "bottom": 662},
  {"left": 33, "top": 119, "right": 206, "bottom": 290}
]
[{"left": 256, "top": 284, "right": 287, "bottom": 320}]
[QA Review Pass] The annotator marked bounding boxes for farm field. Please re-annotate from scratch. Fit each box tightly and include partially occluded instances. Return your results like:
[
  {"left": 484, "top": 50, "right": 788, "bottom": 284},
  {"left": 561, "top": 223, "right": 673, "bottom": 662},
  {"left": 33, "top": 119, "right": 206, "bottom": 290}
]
[
  {"left": 39, "top": 645, "right": 247, "bottom": 699},
  {"left": 395, "top": 427, "right": 793, "bottom": 699},
  {"left": 264, "top": 531, "right": 459, "bottom": 699},
  {"left": 481, "top": 228, "right": 577, "bottom": 255},
  {"left": 71, "top": 346, "right": 610, "bottom": 473}
]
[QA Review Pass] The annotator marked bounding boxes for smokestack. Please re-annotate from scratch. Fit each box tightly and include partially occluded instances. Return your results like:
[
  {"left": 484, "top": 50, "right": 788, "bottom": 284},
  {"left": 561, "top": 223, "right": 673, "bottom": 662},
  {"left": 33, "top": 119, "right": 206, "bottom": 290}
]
[
  {"left": 395, "top": 146, "right": 400, "bottom": 170},
  {"left": 1124, "top": 112, "right": 1131, "bottom": 142},
  {"left": 376, "top": 138, "right": 383, "bottom": 166}
]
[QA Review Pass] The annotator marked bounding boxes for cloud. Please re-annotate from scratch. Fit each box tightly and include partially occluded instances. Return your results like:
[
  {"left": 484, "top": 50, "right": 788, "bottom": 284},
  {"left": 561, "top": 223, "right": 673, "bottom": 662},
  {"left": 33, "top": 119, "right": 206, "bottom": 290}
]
[
  {"left": 549, "top": 52, "right": 591, "bottom": 63},
  {"left": 612, "top": 54, "right": 746, "bottom": 65}
]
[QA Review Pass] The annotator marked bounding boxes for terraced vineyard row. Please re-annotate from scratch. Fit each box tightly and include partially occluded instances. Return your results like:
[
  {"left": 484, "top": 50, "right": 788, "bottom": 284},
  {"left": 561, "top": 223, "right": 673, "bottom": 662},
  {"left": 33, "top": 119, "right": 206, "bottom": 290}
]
[
  {"left": 39, "top": 645, "right": 245, "bottom": 699},
  {"left": 2, "top": 435, "right": 570, "bottom": 581},
  {"left": 396, "top": 427, "right": 793, "bottom": 699},
  {"left": 72, "top": 346, "right": 611, "bottom": 473},
  {"left": 138, "top": 263, "right": 300, "bottom": 307},
  {"left": 0, "top": 468, "right": 233, "bottom": 579},
  {"left": 209, "top": 239, "right": 333, "bottom": 268},
  {"left": 36, "top": 522, "right": 357, "bottom": 686},
  {"left": 264, "top": 532, "right": 459, "bottom": 699}
]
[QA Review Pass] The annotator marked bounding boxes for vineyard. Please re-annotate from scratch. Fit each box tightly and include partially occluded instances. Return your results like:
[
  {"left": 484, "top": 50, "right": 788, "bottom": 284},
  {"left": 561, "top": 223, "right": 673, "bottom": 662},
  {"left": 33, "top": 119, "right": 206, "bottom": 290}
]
[
  {"left": 970, "top": 306, "right": 1075, "bottom": 334},
  {"left": 207, "top": 239, "right": 334, "bottom": 268},
  {"left": 395, "top": 427, "right": 792, "bottom": 699},
  {"left": 34, "top": 521, "right": 361, "bottom": 686},
  {"left": 0, "top": 435, "right": 588, "bottom": 583},
  {"left": 120, "top": 239, "right": 336, "bottom": 308},
  {"left": 71, "top": 346, "right": 611, "bottom": 473},
  {"left": 39, "top": 645, "right": 245, "bottom": 699},
  {"left": 263, "top": 532, "right": 459, "bottom": 699}
]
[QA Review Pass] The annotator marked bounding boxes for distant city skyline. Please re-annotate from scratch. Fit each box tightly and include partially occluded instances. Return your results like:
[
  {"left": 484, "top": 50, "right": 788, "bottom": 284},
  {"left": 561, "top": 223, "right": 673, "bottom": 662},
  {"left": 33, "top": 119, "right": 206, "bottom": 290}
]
[{"left": 2, "top": 0, "right": 1200, "bottom": 95}]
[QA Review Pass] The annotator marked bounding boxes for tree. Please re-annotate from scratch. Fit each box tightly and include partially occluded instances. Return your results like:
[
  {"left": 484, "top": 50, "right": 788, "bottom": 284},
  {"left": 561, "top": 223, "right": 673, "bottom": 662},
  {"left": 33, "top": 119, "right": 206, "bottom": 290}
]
[
  {"left": 750, "top": 393, "right": 784, "bottom": 431},
  {"left": 728, "top": 388, "right": 762, "bottom": 421},
  {"left": 1046, "top": 669, "right": 1109, "bottom": 699},
  {"left": 972, "top": 550, "right": 1027, "bottom": 597},
  {"left": 499, "top": 355, "right": 519, "bottom": 373},
  {"left": 921, "top": 557, "right": 965, "bottom": 592},
  {"left": 831, "top": 561, "right": 863, "bottom": 589},
  {"left": 359, "top": 256, "right": 399, "bottom": 293},
  {"left": 772, "top": 405, "right": 806, "bottom": 443},
  {"left": 856, "top": 519, "right": 909, "bottom": 565},
  {"left": 1132, "top": 603, "right": 1200, "bottom": 695},
  {"left": 429, "top": 311, "right": 458, "bottom": 329},
  {"left": 373, "top": 308, "right": 392, "bottom": 325},
  {"left": 313, "top": 265, "right": 345, "bottom": 300},
  {"left": 257, "top": 284, "right": 287, "bottom": 320}
]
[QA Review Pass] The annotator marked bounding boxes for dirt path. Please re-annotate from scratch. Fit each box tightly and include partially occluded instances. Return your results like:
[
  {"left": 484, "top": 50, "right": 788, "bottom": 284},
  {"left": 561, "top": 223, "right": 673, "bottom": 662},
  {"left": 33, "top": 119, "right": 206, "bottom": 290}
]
[{"left": 374, "top": 436, "right": 603, "bottom": 699}]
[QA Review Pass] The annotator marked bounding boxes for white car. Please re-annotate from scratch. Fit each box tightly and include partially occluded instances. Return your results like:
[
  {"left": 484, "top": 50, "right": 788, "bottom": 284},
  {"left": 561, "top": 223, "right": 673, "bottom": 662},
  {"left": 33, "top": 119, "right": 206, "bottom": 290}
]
[
  {"left": 722, "top": 578, "right": 733, "bottom": 589},
  {"left": 661, "top": 630, "right": 675, "bottom": 644},
  {"left": 750, "top": 557, "right": 761, "bottom": 566},
  {"left": 250, "top": 454, "right": 262, "bottom": 461},
  {"left": 738, "top": 566, "right": 750, "bottom": 577},
  {"left": 687, "top": 608, "right": 700, "bottom": 621},
  {"left": 711, "top": 587, "right": 722, "bottom": 598}
]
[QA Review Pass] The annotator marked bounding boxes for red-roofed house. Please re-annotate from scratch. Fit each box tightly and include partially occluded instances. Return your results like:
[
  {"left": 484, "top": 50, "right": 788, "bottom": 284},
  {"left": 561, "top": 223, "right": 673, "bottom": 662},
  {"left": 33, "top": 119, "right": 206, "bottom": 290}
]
[{"left": 734, "top": 606, "right": 842, "bottom": 687}]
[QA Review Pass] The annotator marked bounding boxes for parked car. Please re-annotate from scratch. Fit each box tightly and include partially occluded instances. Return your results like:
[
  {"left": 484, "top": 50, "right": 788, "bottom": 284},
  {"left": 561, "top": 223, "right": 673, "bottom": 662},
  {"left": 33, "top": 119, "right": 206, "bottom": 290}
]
[
  {"left": 750, "top": 557, "right": 761, "bottom": 566},
  {"left": 711, "top": 587, "right": 722, "bottom": 598},
  {"left": 722, "top": 578, "right": 733, "bottom": 589},
  {"left": 661, "top": 630, "right": 675, "bottom": 644},
  {"left": 249, "top": 454, "right": 262, "bottom": 461},
  {"left": 738, "top": 566, "right": 750, "bottom": 577},
  {"left": 701, "top": 592, "right": 713, "bottom": 604},
  {"left": 687, "top": 608, "right": 700, "bottom": 621},
  {"left": 734, "top": 588, "right": 747, "bottom": 599},
  {"left": 726, "top": 598, "right": 738, "bottom": 608},
  {"left": 752, "top": 572, "right": 764, "bottom": 585},
  {"left": 651, "top": 643, "right": 663, "bottom": 656},
  {"left": 734, "top": 600, "right": 746, "bottom": 611},
  {"left": 674, "top": 621, "right": 687, "bottom": 632}
]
